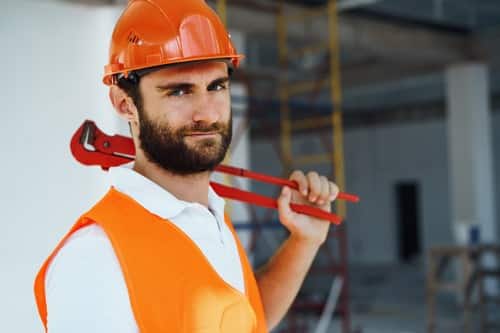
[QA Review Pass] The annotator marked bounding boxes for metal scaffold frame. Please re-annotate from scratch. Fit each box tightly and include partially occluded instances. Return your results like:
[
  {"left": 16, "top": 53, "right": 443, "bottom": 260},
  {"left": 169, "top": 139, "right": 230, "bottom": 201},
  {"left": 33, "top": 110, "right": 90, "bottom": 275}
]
[
  {"left": 215, "top": 1, "right": 351, "bottom": 331},
  {"left": 277, "top": 1, "right": 350, "bottom": 332}
]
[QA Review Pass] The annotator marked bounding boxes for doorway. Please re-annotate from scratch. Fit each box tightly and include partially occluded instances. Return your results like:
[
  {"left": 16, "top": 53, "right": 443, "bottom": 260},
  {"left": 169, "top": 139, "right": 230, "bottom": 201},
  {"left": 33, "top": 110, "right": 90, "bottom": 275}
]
[{"left": 395, "top": 182, "right": 421, "bottom": 262}]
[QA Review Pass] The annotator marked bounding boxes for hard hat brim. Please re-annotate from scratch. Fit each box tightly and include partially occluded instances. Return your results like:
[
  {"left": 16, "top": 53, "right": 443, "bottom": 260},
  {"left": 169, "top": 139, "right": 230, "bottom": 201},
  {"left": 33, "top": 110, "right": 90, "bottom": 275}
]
[{"left": 104, "top": 54, "right": 244, "bottom": 86}]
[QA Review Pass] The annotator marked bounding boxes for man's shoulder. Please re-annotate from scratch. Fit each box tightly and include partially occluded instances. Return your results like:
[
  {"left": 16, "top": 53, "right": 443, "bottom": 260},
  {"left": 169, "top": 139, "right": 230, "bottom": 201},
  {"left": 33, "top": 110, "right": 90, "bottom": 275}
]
[
  {"left": 82, "top": 187, "right": 143, "bottom": 219},
  {"left": 45, "top": 224, "right": 116, "bottom": 290},
  {"left": 43, "top": 223, "right": 138, "bottom": 332}
]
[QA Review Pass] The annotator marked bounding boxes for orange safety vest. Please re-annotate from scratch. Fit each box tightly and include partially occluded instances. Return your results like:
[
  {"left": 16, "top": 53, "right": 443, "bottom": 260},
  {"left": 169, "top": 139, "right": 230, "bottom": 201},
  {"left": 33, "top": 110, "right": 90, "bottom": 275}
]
[{"left": 34, "top": 188, "right": 268, "bottom": 332}]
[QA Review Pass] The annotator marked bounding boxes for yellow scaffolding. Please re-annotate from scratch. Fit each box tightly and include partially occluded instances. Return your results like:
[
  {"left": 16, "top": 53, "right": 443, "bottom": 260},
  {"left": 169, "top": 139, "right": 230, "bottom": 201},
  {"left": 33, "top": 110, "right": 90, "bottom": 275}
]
[
  {"left": 217, "top": 0, "right": 227, "bottom": 25},
  {"left": 278, "top": 0, "right": 350, "bottom": 331},
  {"left": 216, "top": 1, "right": 351, "bottom": 330},
  {"left": 278, "top": 0, "right": 346, "bottom": 217}
]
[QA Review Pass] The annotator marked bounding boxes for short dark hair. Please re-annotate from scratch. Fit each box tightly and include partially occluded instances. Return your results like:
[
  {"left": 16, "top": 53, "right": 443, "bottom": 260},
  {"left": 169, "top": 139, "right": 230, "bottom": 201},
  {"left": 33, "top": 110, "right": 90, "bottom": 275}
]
[
  {"left": 115, "top": 74, "right": 143, "bottom": 135},
  {"left": 116, "top": 74, "right": 143, "bottom": 111}
]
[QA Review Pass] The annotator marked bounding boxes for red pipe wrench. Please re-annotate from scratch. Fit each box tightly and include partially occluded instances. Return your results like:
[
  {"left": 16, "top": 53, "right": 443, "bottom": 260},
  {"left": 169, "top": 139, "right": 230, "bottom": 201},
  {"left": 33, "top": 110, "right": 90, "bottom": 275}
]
[{"left": 70, "top": 120, "right": 359, "bottom": 225}]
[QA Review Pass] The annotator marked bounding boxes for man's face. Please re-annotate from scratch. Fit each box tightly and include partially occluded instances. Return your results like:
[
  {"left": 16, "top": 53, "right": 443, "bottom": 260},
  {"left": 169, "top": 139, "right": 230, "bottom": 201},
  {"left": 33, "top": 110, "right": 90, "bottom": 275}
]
[{"left": 135, "top": 61, "right": 232, "bottom": 175}]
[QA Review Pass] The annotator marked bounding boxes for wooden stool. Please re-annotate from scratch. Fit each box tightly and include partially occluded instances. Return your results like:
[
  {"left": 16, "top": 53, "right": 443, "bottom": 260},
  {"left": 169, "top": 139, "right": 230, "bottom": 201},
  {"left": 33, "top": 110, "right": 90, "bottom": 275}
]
[{"left": 427, "top": 245, "right": 500, "bottom": 333}]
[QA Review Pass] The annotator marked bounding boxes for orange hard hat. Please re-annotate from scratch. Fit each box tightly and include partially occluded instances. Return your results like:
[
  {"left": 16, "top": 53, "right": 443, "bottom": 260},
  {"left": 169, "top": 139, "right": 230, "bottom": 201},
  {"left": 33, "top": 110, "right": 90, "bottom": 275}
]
[{"left": 103, "top": 0, "right": 243, "bottom": 85}]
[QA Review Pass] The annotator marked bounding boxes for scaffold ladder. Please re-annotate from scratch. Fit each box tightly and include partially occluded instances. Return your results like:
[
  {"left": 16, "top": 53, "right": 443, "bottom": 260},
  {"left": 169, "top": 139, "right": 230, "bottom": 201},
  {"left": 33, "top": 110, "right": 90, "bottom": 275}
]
[{"left": 277, "top": 1, "right": 351, "bottom": 332}]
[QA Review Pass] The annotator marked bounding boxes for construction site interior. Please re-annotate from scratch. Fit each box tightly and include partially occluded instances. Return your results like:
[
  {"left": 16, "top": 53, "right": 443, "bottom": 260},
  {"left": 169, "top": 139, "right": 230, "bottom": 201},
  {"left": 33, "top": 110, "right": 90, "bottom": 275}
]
[{"left": 3, "top": 0, "right": 500, "bottom": 332}]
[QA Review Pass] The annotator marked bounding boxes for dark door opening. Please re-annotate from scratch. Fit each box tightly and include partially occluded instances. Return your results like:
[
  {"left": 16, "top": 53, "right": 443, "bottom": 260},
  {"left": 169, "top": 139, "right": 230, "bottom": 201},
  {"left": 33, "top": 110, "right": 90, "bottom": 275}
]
[{"left": 395, "top": 182, "right": 421, "bottom": 263}]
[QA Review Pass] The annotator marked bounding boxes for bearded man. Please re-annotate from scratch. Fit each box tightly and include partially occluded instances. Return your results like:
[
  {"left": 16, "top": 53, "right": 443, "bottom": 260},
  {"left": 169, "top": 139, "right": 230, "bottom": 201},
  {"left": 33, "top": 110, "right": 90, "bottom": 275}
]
[{"left": 34, "top": 1, "right": 340, "bottom": 332}]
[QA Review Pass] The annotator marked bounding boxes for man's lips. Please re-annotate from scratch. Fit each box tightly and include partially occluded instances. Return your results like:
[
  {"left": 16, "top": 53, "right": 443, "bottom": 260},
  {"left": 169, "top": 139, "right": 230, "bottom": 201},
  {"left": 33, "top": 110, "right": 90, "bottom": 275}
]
[{"left": 185, "top": 131, "right": 220, "bottom": 137}]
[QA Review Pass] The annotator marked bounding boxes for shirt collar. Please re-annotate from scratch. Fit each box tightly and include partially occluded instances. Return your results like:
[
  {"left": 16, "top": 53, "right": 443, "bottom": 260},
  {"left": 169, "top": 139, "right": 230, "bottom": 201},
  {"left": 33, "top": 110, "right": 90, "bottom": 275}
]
[{"left": 108, "top": 163, "right": 226, "bottom": 220}]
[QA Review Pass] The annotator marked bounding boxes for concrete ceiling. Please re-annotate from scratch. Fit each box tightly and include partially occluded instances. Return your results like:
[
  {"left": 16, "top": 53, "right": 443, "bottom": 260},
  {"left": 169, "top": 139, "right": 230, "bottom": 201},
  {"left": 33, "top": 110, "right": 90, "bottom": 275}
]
[
  {"left": 287, "top": 0, "right": 500, "bottom": 31},
  {"left": 219, "top": 0, "right": 500, "bottom": 114}
]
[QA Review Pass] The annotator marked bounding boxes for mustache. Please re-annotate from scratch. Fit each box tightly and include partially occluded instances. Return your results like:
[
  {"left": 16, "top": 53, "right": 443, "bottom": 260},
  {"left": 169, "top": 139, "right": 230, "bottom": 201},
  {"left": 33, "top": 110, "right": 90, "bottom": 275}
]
[{"left": 180, "top": 122, "right": 228, "bottom": 134}]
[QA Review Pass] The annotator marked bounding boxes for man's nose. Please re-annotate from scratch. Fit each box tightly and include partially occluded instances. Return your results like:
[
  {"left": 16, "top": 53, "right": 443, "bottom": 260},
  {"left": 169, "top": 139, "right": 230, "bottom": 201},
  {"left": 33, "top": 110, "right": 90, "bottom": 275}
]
[{"left": 192, "top": 92, "right": 222, "bottom": 124}]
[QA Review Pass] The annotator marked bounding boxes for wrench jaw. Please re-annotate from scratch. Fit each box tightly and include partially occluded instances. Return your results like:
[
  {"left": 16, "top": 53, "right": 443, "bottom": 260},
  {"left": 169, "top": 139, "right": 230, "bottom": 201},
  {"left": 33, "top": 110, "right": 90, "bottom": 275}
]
[
  {"left": 80, "top": 120, "right": 97, "bottom": 151},
  {"left": 70, "top": 120, "right": 97, "bottom": 166},
  {"left": 70, "top": 120, "right": 133, "bottom": 170}
]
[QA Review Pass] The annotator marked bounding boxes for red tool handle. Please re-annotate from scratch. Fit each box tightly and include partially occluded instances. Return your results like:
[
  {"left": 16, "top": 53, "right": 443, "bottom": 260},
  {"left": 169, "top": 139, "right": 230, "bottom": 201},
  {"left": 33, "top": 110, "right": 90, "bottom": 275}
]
[
  {"left": 211, "top": 182, "right": 342, "bottom": 225},
  {"left": 216, "top": 165, "right": 359, "bottom": 203}
]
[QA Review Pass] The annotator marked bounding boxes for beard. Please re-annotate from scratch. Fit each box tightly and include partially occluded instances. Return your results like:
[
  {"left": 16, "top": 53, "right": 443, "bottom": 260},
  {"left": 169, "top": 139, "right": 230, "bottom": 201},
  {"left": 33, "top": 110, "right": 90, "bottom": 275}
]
[{"left": 137, "top": 108, "right": 232, "bottom": 175}]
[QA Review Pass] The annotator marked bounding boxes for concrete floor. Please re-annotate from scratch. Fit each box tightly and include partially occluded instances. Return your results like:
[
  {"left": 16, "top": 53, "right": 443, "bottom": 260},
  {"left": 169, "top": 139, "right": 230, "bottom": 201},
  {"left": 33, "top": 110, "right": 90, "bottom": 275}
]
[
  {"left": 274, "top": 262, "right": 499, "bottom": 333},
  {"left": 349, "top": 263, "right": 500, "bottom": 333}
]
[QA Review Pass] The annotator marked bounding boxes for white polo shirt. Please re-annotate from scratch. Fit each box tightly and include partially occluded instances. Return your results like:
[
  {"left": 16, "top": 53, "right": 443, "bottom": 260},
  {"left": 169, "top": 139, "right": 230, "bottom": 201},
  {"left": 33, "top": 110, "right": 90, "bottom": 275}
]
[{"left": 44, "top": 165, "right": 245, "bottom": 332}]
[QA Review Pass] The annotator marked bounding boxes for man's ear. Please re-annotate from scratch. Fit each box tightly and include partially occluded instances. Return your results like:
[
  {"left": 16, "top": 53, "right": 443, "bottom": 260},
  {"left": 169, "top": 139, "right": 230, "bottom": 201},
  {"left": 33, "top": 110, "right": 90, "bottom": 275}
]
[{"left": 109, "top": 86, "right": 139, "bottom": 124}]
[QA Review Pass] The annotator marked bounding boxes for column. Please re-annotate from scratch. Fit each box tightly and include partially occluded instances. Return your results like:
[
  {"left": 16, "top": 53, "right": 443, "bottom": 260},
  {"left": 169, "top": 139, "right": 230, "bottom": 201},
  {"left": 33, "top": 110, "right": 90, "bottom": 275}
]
[{"left": 445, "top": 63, "right": 497, "bottom": 293}]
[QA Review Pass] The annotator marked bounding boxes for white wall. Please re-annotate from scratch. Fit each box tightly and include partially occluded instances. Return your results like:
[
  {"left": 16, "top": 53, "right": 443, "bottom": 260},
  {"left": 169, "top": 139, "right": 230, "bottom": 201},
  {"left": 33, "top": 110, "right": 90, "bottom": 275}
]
[
  {"left": 343, "top": 120, "right": 453, "bottom": 263},
  {"left": 1, "top": 1, "right": 122, "bottom": 331},
  {"left": 252, "top": 112, "right": 500, "bottom": 265}
]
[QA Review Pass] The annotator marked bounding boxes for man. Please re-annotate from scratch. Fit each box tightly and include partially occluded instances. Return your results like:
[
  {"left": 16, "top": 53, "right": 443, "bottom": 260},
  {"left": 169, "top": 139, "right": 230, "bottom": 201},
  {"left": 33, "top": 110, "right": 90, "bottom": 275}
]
[{"left": 34, "top": 1, "right": 340, "bottom": 332}]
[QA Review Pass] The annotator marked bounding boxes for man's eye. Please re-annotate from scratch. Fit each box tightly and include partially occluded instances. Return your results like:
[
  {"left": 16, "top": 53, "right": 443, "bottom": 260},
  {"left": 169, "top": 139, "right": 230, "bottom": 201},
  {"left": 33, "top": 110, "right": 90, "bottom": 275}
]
[
  {"left": 210, "top": 83, "right": 227, "bottom": 91},
  {"left": 168, "top": 89, "right": 187, "bottom": 97}
]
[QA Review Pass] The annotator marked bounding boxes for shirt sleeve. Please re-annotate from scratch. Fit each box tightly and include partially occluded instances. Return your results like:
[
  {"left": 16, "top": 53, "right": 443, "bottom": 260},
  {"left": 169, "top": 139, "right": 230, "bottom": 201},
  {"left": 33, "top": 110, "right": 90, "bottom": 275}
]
[{"left": 44, "top": 224, "right": 139, "bottom": 333}]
